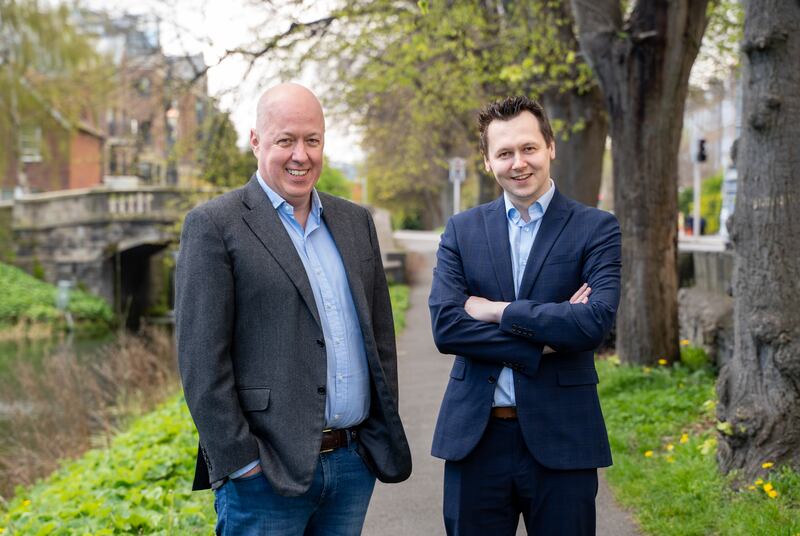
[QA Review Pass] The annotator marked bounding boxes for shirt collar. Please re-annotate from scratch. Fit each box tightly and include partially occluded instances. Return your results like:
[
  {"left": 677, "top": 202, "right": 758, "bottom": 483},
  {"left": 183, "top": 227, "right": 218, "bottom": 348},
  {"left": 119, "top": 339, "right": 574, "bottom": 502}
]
[
  {"left": 504, "top": 178, "right": 556, "bottom": 225},
  {"left": 256, "top": 170, "right": 322, "bottom": 221}
]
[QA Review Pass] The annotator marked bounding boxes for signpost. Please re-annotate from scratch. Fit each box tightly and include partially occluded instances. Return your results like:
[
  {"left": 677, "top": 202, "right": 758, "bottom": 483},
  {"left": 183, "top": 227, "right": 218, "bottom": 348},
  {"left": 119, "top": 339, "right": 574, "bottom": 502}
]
[{"left": 448, "top": 157, "right": 466, "bottom": 215}]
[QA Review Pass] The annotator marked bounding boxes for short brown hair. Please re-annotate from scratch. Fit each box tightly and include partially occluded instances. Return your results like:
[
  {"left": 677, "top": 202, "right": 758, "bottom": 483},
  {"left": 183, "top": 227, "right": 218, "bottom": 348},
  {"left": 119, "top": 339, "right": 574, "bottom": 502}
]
[{"left": 478, "top": 96, "right": 554, "bottom": 156}]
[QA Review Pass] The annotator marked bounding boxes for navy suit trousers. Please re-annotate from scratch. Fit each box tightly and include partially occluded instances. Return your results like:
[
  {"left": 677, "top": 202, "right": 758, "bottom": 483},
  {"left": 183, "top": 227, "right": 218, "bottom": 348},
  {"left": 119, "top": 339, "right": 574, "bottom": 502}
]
[{"left": 443, "top": 418, "right": 598, "bottom": 536}]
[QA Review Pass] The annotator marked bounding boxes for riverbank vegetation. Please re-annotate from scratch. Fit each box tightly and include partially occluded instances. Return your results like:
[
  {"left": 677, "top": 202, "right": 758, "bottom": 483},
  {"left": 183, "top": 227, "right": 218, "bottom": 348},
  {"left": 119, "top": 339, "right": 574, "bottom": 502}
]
[
  {"left": 0, "top": 328, "right": 177, "bottom": 500},
  {"left": 0, "top": 263, "right": 114, "bottom": 337}
]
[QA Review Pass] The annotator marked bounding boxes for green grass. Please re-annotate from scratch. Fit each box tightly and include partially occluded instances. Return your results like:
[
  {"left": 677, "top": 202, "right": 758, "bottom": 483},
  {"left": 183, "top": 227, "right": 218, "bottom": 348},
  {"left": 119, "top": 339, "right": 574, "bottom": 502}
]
[
  {"left": 0, "top": 262, "right": 114, "bottom": 331},
  {"left": 389, "top": 283, "right": 410, "bottom": 333},
  {"left": 0, "top": 395, "right": 214, "bottom": 534},
  {"left": 598, "top": 357, "right": 800, "bottom": 535}
]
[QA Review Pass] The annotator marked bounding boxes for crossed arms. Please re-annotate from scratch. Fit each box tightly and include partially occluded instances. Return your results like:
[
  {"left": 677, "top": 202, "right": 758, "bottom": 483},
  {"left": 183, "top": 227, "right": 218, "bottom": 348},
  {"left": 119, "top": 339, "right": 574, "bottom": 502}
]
[{"left": 429, "top": 212, "right": 621, "bottom": 375}]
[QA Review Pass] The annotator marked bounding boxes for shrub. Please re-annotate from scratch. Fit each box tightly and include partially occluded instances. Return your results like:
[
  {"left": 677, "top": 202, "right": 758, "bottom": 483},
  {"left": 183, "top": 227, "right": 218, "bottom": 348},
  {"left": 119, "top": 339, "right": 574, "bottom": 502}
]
[{"left": 0, "top": 262, "right": 113, "bottom": 330}]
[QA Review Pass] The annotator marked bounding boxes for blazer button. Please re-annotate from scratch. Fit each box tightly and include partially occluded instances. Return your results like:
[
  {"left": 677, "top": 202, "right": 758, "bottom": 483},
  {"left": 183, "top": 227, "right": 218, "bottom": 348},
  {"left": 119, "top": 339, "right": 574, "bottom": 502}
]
[
  {"left": 317, "top": 339, "right": 325, "bottom": 348},
  {"left": 487, "top": 376, "right": 496, "bottom": 384},
  {"left": 318, "top": 386, "right": 326, "bottom": 395}
]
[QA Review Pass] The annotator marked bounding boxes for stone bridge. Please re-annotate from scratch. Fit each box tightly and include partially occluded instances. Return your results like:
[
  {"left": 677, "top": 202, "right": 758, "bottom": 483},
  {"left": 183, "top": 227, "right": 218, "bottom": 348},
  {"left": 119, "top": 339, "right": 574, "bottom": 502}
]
[
  {"left": 11, "top": 187, "right": 217, "bottom": 328},
  {"left": 8, "top": 187, "right": 404, "bottom": 329}
]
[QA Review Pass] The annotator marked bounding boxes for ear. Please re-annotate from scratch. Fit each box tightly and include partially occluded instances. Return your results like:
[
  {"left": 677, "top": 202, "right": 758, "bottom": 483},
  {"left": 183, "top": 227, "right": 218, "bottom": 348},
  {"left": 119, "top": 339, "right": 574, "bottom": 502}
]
[
  {"left": 483, "top": 156, "right": 491, "bottom": 173},
  {"left": 549, "top": 141, "right": 556, "bottom": 160},
  {"left": 249, "top": 128, "right": 259, "bottom": 155}
]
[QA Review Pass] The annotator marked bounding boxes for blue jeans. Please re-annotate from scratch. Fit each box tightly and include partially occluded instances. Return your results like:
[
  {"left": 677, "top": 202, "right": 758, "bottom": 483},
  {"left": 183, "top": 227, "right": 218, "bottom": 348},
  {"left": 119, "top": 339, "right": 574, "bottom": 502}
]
[{"left": 214, "top": 442, "right": 376, "bottom": 536}]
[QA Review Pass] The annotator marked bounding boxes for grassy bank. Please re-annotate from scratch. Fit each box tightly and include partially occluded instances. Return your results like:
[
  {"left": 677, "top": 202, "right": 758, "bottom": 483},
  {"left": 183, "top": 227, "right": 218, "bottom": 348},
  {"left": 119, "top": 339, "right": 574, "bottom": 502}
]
[
  {"left": 0, "top": 395, "right": 213, "bottom": 534},
  {"left": 0, "top": 263, "right": 114, "bottom": 336},
  {"left": 598, "top": 357, "right": 800, "bottom": 535}
]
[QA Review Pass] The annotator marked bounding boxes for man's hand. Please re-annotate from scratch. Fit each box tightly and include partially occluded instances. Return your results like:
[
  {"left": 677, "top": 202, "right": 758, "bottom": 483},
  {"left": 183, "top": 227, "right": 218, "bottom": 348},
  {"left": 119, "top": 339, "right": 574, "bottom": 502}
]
[
  {"left": 236, "top": 464, "right": 262, "bottom": 479},
  {"left": 464, "top": 296, "right": 509, "bottom": 323},
  {"left": 570, "top": 283, "right": 591, "bottom": 304}
]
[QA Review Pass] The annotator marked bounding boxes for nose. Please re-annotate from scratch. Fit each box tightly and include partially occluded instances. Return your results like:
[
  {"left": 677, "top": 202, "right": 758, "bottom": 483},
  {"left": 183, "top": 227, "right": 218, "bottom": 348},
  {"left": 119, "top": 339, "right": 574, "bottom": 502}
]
[
  {"left": 291, "top": 140, "right": 309, "bottom": 163},
  {"left": 511, "top": 152, "right": 526, "bottom": 170}
]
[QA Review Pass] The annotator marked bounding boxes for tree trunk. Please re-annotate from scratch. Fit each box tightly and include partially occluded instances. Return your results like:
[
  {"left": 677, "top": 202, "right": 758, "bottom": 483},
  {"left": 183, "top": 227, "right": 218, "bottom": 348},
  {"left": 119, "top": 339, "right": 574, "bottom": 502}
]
[
  {"left": 571, "top": 0, "right": 709, "bottom": 364},
  {"left": 545, "top": 86, "right": 608, "bottom": 206},
  {"left": 716, "top": 0, "right": 800, "bottom": 479}
]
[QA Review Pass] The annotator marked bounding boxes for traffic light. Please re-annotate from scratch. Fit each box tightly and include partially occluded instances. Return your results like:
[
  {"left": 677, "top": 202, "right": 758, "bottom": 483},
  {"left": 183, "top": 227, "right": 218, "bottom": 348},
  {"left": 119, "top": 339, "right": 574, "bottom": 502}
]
[{"left": 696, "top": 139, "right": 707, "bottom": 163}]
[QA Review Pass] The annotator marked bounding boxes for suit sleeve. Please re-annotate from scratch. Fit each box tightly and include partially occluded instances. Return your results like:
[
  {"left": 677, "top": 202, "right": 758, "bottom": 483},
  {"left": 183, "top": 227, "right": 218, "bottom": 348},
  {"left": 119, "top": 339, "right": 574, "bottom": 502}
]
[
  {"left": 175, "top": 208, "right": 259, "bottom": 480},
  {"left": 365, "top": 209, "right": 400, "bottom": 403},
  {"left": 499, "top": 211, "right": 621, "bottom": 352},
  {"left": 429, "top": 217, "right": 543, "bottom": 374}
]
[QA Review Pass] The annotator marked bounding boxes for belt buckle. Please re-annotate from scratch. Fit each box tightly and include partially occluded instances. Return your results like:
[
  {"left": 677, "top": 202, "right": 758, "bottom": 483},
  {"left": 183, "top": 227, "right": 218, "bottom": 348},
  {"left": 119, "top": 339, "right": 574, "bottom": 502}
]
[{"left": 320, "top": 428, "right": 334, "bottom": 453}]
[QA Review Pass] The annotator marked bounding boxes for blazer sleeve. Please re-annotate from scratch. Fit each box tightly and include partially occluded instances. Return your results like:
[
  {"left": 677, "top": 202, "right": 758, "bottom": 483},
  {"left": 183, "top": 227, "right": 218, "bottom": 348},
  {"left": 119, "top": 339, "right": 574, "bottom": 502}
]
[
  {"left": 429, "top": 217, "right": 543, "bottom": 374},
  {"left": 175, "top": 207, "right": 259, "bottom": 480},
  {"left": 499, "top": 211, "right": 621, "bottom": 352}
]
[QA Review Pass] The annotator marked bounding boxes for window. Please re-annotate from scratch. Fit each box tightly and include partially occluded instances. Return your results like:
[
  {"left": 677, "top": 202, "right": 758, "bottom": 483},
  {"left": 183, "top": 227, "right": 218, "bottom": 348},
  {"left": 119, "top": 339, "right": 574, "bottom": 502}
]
[{"left": 19, "top": 126, "right": 43, "bottom": 163}]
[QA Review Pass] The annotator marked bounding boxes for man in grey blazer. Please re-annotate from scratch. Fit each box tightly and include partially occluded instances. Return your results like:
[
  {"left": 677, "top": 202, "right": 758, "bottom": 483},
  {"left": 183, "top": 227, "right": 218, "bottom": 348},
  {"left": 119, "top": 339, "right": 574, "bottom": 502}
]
[{"left": 176, "top": 83, "right": 411, "bottom": 535}]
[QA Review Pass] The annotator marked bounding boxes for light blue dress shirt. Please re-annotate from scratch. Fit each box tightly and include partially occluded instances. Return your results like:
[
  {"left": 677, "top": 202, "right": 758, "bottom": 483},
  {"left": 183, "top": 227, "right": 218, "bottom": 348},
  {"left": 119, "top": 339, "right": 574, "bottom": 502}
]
[
  {"left": 493, "top": 180, "right": 555, "bottom": 407},
  {"left": 231, "top": 172, "right": 370, "bottom": 478}
]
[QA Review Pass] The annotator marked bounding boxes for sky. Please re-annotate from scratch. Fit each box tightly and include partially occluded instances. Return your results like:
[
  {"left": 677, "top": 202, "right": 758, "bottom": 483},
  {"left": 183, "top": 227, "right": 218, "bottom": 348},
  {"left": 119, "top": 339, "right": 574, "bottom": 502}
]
[{"left": 86, "top": 0, "right": 363, "bottom": 163}]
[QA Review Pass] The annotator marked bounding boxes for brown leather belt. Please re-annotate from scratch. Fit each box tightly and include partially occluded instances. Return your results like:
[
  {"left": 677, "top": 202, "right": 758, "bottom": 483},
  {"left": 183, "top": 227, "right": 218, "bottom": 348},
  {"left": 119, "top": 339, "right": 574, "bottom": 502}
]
[
  {"left": 491, "top": 406, "right": 518, "bottom": 419},
  {"left": 320, "top": 428, "right": 356, "bottom": 453}
]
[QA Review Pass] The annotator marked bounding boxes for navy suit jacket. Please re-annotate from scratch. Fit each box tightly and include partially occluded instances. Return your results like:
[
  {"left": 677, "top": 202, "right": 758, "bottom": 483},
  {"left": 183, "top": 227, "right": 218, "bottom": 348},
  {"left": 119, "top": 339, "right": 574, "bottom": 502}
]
[{"left": 429, "top": 189, "right": 620, "bottom": 469}]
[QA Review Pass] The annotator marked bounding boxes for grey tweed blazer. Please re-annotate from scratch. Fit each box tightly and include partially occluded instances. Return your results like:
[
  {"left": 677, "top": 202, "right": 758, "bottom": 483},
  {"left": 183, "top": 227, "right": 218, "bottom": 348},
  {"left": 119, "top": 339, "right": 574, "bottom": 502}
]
[{"left": 175, "top": 175, "right": 412, "bottom": 496}]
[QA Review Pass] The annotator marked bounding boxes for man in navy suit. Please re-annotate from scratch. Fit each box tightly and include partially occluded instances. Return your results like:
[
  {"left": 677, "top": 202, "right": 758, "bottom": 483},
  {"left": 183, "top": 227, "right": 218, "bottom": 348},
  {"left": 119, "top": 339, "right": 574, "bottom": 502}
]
[{"left": 429, "top": 96, "right": 621, "bottom": 535}]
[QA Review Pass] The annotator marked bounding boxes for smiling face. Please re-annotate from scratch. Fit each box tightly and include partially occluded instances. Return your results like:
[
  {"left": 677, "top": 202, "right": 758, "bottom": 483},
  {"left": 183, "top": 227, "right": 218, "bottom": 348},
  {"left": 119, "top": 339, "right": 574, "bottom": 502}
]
[
  {"left": 483, "top": 111, "right": 555, "bottom": 213},
  {"left": 249, "top": 84, "right": 325, "bottom": 210}
]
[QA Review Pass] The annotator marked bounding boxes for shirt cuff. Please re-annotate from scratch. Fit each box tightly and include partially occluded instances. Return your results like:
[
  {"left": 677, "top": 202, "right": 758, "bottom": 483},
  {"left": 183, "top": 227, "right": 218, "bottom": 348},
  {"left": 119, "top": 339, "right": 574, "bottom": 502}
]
[{"left": 229, "top": 460, "right": 259, "bottom": 479}]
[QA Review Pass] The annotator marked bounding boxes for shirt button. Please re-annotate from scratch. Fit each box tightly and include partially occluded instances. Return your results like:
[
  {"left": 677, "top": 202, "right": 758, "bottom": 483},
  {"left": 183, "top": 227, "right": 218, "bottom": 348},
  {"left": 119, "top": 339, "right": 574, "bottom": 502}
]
[
  {"left": 487, "top": 376, "right": 496, "bottom": 384},
  {"left": 334, "top": 414, "right": 340, "bottom": 420},
  {"left": 318, "top": 386, "right": 326, "bottom": 395}
]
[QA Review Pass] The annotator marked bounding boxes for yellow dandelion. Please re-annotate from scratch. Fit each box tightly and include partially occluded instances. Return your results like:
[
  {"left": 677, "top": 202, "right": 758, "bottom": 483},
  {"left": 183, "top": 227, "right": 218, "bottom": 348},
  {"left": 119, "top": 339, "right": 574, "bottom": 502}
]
[
  {"left": 763, "top": 483, "right": 774, "bottom": 492},
  {"left": 680, "top": 433, "right": 689, "bottom": 444},
  {"left": 666, "top": 444, "right": 674, "bottom": 452},
  {"left": 755, "top": 478, "right": 764, "bottom": 485},
  {"left": 658, "top": 359, "right": 668, "bottom": 366},
  {"left": 643, "top": 367, "right": 652, "bottom": 374},
  {"left": 22, "top": 499, "right": 31, "bottom": 507},
  {"left": 0, "top": 528, "right": 5, "bottom": 534},
  {"left": 747, "top": 485, "right": 756, "bottom": 490},
  {"left": 644, "top": 450, "right": 654, "bottom": 457},
  {"left": 680, "top": 339, "right": 690, "bottom": 346},
  {"left": 666, "top": 455, "right": 675, "bottom": 463},
  {"left": 762, "top": 462, "right": 774, "bottom": 469},
  {"left": 767, "top": 489, "right": 778, "bottom": 499}
]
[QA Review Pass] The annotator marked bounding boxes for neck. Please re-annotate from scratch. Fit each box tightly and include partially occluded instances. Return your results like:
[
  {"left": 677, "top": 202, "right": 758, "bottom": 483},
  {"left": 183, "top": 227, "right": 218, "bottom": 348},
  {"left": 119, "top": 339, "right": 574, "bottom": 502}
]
[{"left": 289, "top": 195, "right": 313, "bottom": 229}]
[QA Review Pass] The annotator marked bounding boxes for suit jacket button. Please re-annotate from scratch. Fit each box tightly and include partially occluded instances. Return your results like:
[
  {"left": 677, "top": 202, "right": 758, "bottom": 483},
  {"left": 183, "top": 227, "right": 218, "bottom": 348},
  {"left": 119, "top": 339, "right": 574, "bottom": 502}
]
[
  {"left": 318, "top": 386, "right": 326, "bottom": 395},
  {"left": 317, "top": 339, "right": 325, "bottom": 348},
  {"left": 487, "top": 376, "right": 496, "bottom": 384}
]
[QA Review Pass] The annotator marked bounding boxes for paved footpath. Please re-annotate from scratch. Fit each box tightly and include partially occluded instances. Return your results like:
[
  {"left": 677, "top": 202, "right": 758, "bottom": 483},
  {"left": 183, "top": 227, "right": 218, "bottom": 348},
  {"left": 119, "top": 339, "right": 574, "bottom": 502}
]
[{"left": 363, "top": 234, "right": 640, "bottom": 536}]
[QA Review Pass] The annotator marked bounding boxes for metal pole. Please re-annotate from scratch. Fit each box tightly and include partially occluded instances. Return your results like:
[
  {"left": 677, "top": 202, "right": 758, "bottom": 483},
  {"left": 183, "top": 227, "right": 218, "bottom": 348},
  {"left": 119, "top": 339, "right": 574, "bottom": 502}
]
[
  {"left": 693, "top": 163, "right": 701, "bottom": 236},
  {"left": 453, "top": 179, "right": 461, "bottom": 216}
]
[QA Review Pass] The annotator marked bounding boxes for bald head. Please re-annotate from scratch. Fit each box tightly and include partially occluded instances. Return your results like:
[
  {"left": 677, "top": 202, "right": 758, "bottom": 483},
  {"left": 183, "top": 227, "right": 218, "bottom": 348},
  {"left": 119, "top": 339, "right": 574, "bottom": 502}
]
[
  {"left": 255, "top": 83, "right": 325, "bottom": 135},
  {"left": 249, "top": 83, "right": 326, "bottom": 213}
]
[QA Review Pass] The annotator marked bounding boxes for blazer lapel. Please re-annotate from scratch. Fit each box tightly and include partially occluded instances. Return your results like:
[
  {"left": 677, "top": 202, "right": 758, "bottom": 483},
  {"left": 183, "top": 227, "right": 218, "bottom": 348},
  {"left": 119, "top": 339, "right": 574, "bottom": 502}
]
[
  {"left": 240, "top": 176, "right": 321, "bottom": 328},
  {"left": 517, "top": 189, "right": 572, "bottom": 299},
  {"left": 483, "top": 197, "right": 516, "bottom": 302}
]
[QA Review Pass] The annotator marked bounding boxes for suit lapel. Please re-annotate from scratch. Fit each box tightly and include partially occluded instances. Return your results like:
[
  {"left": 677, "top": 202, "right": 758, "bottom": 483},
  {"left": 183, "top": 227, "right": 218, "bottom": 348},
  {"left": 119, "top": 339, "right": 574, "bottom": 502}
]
[
  {"left": 483, "top": 198, "right": 516, "bottom": 302},
  {"left": 517, "top": 189, "right": 572, "bottom": 299},
  {"left": 240, "top": 176, "right": 321, "bottom": 328}
]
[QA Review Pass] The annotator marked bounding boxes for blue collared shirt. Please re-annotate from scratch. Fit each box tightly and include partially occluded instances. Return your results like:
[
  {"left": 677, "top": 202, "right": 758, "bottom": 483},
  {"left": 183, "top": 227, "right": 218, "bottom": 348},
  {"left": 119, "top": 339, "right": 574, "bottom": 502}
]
[
  {"left": 493, "top": 180, "right": 555, "bottom": 407},
  {"left": 231, "top": 173, "right": 370, "bottom": 478}
]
